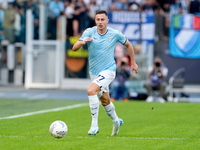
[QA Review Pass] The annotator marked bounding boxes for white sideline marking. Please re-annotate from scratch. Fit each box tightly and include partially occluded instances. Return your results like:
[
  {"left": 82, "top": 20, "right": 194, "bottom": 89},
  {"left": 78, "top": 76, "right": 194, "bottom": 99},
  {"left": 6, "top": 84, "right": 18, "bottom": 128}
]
[{"left": 0, "top": 103, "right": 88, "bottom": 120}]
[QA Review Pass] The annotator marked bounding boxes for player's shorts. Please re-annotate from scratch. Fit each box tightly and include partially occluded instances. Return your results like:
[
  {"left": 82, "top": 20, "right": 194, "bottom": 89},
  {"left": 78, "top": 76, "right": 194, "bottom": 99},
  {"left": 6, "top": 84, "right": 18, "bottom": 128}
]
[{"left": 90, "top": 70, "right": 116, "bottom": 97}]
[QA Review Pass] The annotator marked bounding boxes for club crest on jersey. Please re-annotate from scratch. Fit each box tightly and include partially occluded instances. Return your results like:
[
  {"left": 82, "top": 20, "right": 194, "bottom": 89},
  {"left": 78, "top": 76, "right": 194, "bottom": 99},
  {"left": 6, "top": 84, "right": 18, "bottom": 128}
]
[{"left": 107, "top": 37, "right": 113, "bottom": 42}]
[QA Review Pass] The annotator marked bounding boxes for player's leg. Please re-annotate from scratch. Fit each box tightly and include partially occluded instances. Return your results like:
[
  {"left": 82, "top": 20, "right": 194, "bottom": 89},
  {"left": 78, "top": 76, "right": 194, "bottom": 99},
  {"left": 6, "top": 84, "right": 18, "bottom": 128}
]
[
  {"left": 100, "top": 92, "right": 124, "bottom": 136},
  {"left": 87, "top": 72, "right": 110, "bottom": 135},
  {"left": 89, "top": 70, "right": 123, "bottom": 135},
  {"left": 100, "top": 92, "right": 118, "bottom": 120},
  {"left": 95, "top": 70, "right": 123, "bottom": 136},
  {"left": 87, "top": 82, "right": 101, "bottom": 135}
]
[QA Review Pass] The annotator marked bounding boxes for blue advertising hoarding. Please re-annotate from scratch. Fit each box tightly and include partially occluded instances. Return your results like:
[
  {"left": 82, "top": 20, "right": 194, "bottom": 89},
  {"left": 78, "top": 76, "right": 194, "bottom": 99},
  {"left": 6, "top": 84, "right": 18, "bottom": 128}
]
[{"left": 107, "top": 11, "right": 155, "bottom": 50}]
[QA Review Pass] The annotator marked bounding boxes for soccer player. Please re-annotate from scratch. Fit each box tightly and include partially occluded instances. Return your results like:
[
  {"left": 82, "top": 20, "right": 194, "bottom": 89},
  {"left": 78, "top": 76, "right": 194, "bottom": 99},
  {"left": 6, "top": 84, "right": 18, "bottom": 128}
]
[{"left": 72, "top": 10, "right": 138, "bottom": 136}]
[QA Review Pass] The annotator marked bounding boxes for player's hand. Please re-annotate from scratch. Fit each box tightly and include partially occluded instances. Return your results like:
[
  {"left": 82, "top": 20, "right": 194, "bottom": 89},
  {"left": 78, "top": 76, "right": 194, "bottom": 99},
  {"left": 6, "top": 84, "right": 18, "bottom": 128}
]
[
  {"left": 131, "top": 62, "right": 138, "bottom": 74},
  {"left": 82, "top": 38, "right": 93, "bottom": 45}
]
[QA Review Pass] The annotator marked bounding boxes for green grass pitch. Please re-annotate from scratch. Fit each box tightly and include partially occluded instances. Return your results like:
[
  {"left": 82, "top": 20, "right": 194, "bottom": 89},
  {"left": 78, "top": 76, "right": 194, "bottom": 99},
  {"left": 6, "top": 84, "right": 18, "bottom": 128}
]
[{"left": 0, "top": 99, "right": 200, "bottom": 150}]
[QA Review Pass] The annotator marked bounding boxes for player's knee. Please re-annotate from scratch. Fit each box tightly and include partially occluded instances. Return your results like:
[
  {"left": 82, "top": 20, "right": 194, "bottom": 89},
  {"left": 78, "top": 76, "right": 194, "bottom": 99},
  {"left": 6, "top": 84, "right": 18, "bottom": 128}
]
[
  {"left": 87, "top": 87, "right": 96, "bottom": 96},
  {"left": 87, "top": 83, "right": 101, "bottom": 96}
]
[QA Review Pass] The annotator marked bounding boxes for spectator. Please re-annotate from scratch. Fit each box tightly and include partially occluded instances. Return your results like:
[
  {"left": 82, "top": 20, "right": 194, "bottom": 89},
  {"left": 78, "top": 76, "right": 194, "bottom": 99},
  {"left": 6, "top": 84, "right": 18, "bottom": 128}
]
[
  {"left": 83, "top": 0, "right": 90, "bottom": 5},
  {"left": 144, "top": 57, "right": 168, "bottom": 103},
  {"left": 188, "top": 0, "right": 200, "bottom": 14},
  {"left": 110, "top": 0, "right": 126, "bottom": 11},
  {"left": 87, "top": 0, "right": 99, "bottom": 27},
  {"left": 65, "top": 0, "right": 87, "bottom": 37},
  {"left": 19, "top": 6, "right": 26, "bottom": 43},
  {"left": 170, "top": 0, "right": 189, "bottom": 14},
  {"left": 33, "top": 17, "right": 39, "bottom": 40},
  {"left": 169, "top": 0, "right": 180, "bottom": 14},
  {"left": 141, "top": 0, "right": 155, "bottom": 14},
  {"left": 94, "top": 0, "right": 112, "bottom": 12},
  {"left": 14, "top": 5, "right": 21, "bottom": 42},
  {"left": 128, "top": 1, "right": 140, "bottom": 12},
  {"left": 152, "top": 0, "right": 164, "bottom": 14},
  {"left": 162, "top": 15, "right": 170, "bottom": 41},
  {"left": 110, "top": 59, "right": 131, "bottom": 101},
  {"left": 1, "top": 2, "right": 16, "bottom": 43},
  {"left": 121, "top": 0, "right": 129, "bottom": 11},
  {"left": 43, "top": 0, "right": 51, "bottom": 5},
  {"left": 27, "top": 0, "right": 40, "bottom": 40},
  {"left": 73, "top": 0, "right": 87, "bottom": 36},
  {"left": 64, "top": 0, "right": 74, "bottom": 37},
  {"left": 0, "top": 6, "right": 4, "bottom": 42},
  {"left": 47, "top": 0, "right": 64, "bottom": 39},
  {"left": 0, "top": 0, "right": 8, "bottom": 9},
  {"left": 28, "top": 0, "right": 40, "bottom": 19},
  {"left": 157, "top": 0, "right": 175, "bottom": 11}
]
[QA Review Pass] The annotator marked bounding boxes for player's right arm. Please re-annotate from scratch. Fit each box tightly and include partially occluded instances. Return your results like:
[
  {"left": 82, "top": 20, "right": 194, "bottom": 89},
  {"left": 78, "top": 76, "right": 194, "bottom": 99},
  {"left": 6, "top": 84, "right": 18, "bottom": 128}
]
[
  {"left": 123, "top": 39, "right": 138, "bottom": 74},
  {"left": 72, "top": 28, "right": 93, "bottom": 51},
  {"left": 72, "top": 38, "right": 93, "bottom": 51}
]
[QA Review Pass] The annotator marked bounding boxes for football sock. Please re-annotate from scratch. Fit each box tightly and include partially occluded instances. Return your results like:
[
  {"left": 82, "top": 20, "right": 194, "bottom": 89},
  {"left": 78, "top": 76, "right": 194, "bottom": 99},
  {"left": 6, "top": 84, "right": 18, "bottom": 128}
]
[
  {"left": 103, "top": 102, "right": 119, "bottom": 124},
  {"left": 88, "top": 95, "right": 99, "bottom": 126}
]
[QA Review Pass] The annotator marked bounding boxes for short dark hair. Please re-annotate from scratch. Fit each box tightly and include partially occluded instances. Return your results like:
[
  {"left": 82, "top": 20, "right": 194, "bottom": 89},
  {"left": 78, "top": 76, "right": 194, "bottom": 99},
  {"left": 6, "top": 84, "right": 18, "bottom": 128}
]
[{"left": 95, "top": 10, "right": 108, "bottom": 16}]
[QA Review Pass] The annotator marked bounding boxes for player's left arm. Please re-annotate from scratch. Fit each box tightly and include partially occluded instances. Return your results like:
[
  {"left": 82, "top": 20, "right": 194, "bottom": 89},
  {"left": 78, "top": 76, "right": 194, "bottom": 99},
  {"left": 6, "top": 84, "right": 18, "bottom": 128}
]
[{"left": 123, "top": 39, "right": 138, "bottom": 74}]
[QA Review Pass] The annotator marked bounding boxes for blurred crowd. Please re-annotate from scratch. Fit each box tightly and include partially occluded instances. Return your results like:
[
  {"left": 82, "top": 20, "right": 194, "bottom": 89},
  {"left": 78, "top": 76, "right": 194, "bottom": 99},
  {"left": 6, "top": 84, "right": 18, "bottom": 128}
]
[{"left": 0, "top": 0, "right": 199, "bottom": 43}]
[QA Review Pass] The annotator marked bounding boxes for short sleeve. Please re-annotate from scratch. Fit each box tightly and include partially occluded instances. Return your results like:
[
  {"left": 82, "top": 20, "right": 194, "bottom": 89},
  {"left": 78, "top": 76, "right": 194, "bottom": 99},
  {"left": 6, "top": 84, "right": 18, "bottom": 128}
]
[
  {"left": 79, "top": 28, "right": 91, "bottom": 41},
  {"left": 117, "top": 30, "right": 126, "bottom": 45}
]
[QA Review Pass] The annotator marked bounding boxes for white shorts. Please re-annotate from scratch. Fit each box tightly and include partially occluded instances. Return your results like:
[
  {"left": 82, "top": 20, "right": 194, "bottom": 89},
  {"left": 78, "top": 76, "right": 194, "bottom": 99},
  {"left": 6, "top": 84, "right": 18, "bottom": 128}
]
[{"left": 90, "top": 70, "right": 116, "bottom": 97}]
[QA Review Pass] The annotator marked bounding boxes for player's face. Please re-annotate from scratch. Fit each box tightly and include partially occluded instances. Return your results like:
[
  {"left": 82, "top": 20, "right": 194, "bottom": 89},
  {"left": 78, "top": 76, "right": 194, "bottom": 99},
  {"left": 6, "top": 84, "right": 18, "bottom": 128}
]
[{"left": 95, "top": 14, "right": 109, "bottom": 33}]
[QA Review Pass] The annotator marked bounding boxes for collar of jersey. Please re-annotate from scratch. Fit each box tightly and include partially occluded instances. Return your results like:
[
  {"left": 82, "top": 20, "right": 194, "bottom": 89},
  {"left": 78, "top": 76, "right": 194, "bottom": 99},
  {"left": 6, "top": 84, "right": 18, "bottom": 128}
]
[{"left": 97, "top": 29, "right": 108, "bottom": 36}]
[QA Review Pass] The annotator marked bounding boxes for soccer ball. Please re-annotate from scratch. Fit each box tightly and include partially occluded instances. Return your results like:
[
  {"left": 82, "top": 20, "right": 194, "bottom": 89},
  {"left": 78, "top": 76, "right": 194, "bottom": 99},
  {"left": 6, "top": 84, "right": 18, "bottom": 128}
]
[{"left": 49, "top": 120, "right": 68, "bottom": 138}]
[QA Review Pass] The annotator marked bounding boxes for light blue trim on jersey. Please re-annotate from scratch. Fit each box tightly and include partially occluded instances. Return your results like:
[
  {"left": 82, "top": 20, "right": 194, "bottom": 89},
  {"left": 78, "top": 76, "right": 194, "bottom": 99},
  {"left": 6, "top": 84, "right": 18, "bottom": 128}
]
[{"left": 79, "top": 26, "right": 126, "bottom": 76}]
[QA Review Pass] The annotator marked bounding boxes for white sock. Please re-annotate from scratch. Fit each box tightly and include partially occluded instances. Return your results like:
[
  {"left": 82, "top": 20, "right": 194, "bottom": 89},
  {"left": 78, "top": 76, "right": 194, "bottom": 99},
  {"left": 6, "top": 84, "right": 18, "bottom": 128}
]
[
  {"left": 103, "top": 102, "right": 119, "bottom": 124},
  {"left": 88, "top": 95, "right": 99, "bottom": 126}
]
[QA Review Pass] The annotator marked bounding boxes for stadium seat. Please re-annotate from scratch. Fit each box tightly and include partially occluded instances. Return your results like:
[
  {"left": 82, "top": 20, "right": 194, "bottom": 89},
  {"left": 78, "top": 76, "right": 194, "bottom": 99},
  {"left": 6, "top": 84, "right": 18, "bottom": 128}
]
[{"left": 168, "top": 67, "right": 186, "bottom": 102}]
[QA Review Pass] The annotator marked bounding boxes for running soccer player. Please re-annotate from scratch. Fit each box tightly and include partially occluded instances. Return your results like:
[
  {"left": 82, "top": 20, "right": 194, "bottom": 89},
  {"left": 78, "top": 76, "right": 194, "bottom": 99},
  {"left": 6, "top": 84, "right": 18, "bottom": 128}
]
[{"left": 72, "top": 10, "right": 138, "bottom": 136}]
